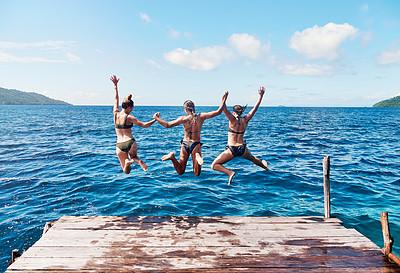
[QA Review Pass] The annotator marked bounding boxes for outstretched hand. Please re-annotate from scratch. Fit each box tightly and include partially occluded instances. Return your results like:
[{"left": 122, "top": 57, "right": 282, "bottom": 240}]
[
  {"left": 222, "top": 90, "right": 229, "bottom": 102},
  {"left": 110, "top": 75, "right": 119, "bottom": 85},
  {"left": 258, "top": 86, "right": 265, "bottom": 96},
  {"left": 153, "top": 112, "right": 160, "bottom": 119}
]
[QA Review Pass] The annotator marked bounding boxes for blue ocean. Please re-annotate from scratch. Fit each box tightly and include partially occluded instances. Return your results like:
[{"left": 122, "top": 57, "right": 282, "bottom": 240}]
[{"left": 0, "top": 105, "right": 399, "bottom": 272}]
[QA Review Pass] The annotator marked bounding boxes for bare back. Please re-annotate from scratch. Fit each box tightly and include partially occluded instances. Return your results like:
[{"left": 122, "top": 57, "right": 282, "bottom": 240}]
[
  {"left": 182, "top": 114, "right": 207, "bottom": 142},
  {"left": 227, "top": 116, "right": 249, "bottom": 146},
  {"left": 114, "top": 110, "right": 134, "bottom": 143},
  {"left": 223, "top": 87, "right": 265, "bottom": 146}
]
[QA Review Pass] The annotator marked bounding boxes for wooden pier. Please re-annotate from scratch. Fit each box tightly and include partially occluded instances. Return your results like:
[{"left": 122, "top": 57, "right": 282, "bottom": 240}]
[{"left": 6, "top": 215, "right": 400, "bottom": 272}]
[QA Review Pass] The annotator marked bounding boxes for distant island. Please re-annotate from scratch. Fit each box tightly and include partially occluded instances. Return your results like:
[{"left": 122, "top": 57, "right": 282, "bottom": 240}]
[
  {"left": 0, "top": 87, "right": 71, "bottom": 105},
  {"left": 373, "top": 95, "right": 400, "bottom": 107}
]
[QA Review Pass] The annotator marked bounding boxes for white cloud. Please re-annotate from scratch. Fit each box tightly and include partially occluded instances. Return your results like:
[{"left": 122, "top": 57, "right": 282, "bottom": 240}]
[
  {"left": 0, "top": 40, "right": 75, "bottom": 50},
  {"left": 366, "top": 92, "right": 384, "bottom": 99},
  {"left": 361, "top": 4, "right": 369, "bottom": 12},
  {"left": 279, "top": 64, "right": 334, "bottom": 76},
  {"left": 146, "top": 59, "right": 163, "bottom": 70},
  {"left": 163, "top": 46, "right": 231, "bottom": 71},
  {"left": 0, "top": 40, "right": 79, "bottom": 63},
  {"left": 0, "top": 51, "right": 64, "bottom": 63},
  {"left": 167, "top": 26, "right": 193, "bottom": 40},
  {"left": 289, "top": 23, "right": 358, "bottom": 60},
  {"left": 140, "top": 12, "right": 151, "bottom": 23},
  {"left": 67, "top": 91, "right": 97, "bottom": 104},
  {"left": 163, "top": 33, "right": 271, "bottom": 70},
  {"left": 67, "top": 53, "right": 81, "bottom": 63},
  {"left": 184, "top": 32, "right": 193, "bottom": 39},
  {"left": 359, "top": 31, "right": 373, "bottom": 47},
  {"left": 228, "top": 33, "right": 265, "bottom": 59},
  {"left": 168, "top": 27, "right": 180, "bottom": 39},
  {"left": 377, "top": 42, "right": 400, "bottom": 65}
]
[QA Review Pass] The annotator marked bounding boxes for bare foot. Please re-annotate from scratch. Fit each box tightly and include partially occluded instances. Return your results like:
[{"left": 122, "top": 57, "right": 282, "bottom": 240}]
[
  {"left": 123, "top": 159, "right": 134, "bottom": 174},
  {"left": 262, "top": 160, "right": 269, "bottom": 170},
  {"left": 227, "top": 171, "right": 236, "bottom": 186},
  {"left": 195, "top": 153, "right": 204, "bottom": 166},
  {"left": 139, "top": 160, "right": 148, "bottom": 172},
  {"left": 161, "top": 152, "right": 174, "bottom": 161}
]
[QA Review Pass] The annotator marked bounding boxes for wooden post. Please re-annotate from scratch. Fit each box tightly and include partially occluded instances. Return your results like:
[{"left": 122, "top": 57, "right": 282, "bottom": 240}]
[
  {"left": 43, "top": 221, "right": 54, "bottom": 235},
  {"left": 380, "top": 212, "right": 400, "bottom": 266},
  {"left": 381, "top": 212, "right": 393, "bottom": 256},
  {"left": 323, "top": 156, "right": 330, "bottom": 218},
  {"left": 8, "top": 249, "right": 20, "bottom": 265}
]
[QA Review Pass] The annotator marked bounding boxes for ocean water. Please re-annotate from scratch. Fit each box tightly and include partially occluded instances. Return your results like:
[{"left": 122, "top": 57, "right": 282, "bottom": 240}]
[{"left": 0, "top": 105, "right": 399, "bottom": 272}]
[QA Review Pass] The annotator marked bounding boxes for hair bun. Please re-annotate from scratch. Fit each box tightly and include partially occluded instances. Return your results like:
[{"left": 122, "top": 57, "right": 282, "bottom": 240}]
[{"left": 121, "top": 94, "right": 134, "bottom": 109}]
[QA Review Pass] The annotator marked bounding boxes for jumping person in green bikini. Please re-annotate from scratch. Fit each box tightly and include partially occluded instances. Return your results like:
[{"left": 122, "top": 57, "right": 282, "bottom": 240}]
[
  {"left": 111, "top": 75, "right": 157, "bottom": 174},
  {"left": 153, "top": 91, "right": 228, "bottom": 176}
]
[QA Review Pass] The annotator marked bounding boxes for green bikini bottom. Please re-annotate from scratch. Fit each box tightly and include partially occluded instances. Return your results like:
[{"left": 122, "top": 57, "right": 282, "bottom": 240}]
[{"left": 116, "top": 138, "right": 136, "bottom": 153}]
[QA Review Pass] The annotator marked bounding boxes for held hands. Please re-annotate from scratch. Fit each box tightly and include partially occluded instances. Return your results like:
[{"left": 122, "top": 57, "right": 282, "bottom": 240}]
[
  {"left": 222, "top": 90, "right": 229, "bottom": 102},
  {"left": 110, "top": 75, "right": 119, "bottom": 86},
  {"left": 153, "top": 112, "right": 160, "bottom": 119},
  {"left": 258, "top": 86, "right": 265, "bottom": 96}
]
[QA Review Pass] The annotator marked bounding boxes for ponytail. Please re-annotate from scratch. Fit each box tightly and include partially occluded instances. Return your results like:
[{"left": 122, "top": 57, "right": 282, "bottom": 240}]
[
  {"left": 233, "top": 104, "right": 247, "bottom": 117},
  {"left": 183, "top": 100, "right": 197, "bottom": 126}
]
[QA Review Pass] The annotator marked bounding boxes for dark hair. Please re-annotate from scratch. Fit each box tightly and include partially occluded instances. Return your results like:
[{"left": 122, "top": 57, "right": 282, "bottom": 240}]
[
  {"left": 233, "top": 104, "right": 247, "bottom": 117},
  {"left": 122, "top": 94, "right": 134, "bottom": 109},
  {"left": 183, "top": 100, "right": 195, "bottom": 113}
]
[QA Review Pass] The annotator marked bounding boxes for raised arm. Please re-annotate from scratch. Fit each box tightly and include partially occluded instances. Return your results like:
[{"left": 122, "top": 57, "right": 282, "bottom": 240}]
[
  {"left": 201, "top": 91, "right": 229, "bottom": 120},
  {"left": 222, "top": 103, "right": 236, "bottom": 123},
  {"left": 244, "top": 86, "right": 265, "bottom": 122},
  {"left": 110, "top": 75, "right": 120, "bottom": 113},
  {"left": 153, "top": 112, "right": 186, "bottom": 128}
]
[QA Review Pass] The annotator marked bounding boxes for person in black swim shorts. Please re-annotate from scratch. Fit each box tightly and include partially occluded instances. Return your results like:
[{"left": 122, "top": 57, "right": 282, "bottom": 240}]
[
  {"left": 111, "top": 75, "right": 157, "bottom": 174},
  {"left": 211, "top": 87, "right": 268, "bottom": 185},
  {"left": 153, "top": 91, "right": 228, "bottom": 176}
]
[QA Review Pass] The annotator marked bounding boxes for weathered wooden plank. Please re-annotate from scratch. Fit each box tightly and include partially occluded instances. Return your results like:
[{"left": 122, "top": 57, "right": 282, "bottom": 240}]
[
  {"left": 6, "top": 254, "right": 392, "bottom": 270},
  {"left": 19, "top": 245, "right": 382, "bottom": 259},
  {"left": 50, "top": 221, "right": 344, "bottom": 231},
  {"left": 44, "top": 221, "right": 365, "bottom": 237},
  {"left": 50, "top": 221, "right": 345, "bottom": 232},
  {"left": 42, "top": 219, "right": 366, "bottom": 231},
  {"left": 33, "top": 229, "right": 377, "bottom": 248},
  {"left": 6, "top": 268, "right": 400, "bottom": 273},
  {"left": 56, "top": 215, "right": 343, "bottom": 224}
]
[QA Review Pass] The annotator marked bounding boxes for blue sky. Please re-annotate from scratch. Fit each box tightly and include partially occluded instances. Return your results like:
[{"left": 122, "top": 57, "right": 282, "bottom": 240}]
[{"left": 0, "top": 0, "right": 399, "bottom": 106}]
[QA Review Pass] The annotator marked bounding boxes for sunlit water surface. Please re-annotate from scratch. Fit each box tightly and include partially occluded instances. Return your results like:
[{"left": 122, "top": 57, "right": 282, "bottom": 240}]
[{"left": 0, "top": 105, "right": 399, "bottom": 272}]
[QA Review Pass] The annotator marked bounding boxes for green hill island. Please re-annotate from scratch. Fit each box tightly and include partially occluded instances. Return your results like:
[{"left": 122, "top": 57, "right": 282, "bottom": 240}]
[
  {"left": 373, "top": 95, "right": 400, "bottom": 107},
  {"left": 0, "top": 87, "right": 71, "bottom": 105}
]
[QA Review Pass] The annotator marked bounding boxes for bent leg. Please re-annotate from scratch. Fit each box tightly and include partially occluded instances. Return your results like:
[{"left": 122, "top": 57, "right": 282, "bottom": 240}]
[
  {"left": 211, "top": 149, "right": 235, "bottom": 185},
  {"left": 128, "top": 142, "right": 148, "bottom": 172},
  {"left": 242, "top": 148, "right": 269, "bottom": 170},
  {"left": 162, "top": 145, "right": 189, "bottom": 175},
  {"left": 116, "top": 147, "right": 133, "bottom": 174},
  {"left": 192, "top": 144, "right": 202, "bottom": 176}
]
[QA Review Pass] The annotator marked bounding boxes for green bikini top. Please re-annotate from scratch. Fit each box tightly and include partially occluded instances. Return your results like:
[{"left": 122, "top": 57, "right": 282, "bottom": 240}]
[{"left": 114, "top": 113, "right": 133, "bottom": 129}]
